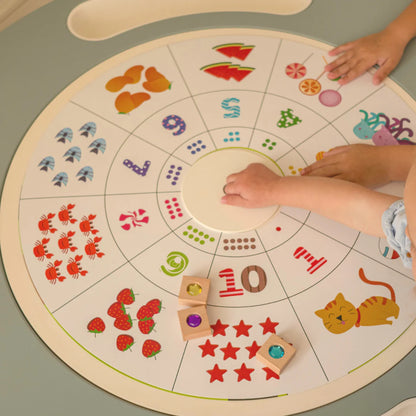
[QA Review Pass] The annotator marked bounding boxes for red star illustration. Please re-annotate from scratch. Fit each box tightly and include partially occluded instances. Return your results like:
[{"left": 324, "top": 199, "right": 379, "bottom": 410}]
[
  {"left": 207, "top": 364, "right": 227, "bottom": 383},
  {"left": 210, "top": 319, "right": 229, "bottom": 337},
  {"left": 262, "top": 367, "right": 280, "bottom": 380},
  {"left": 233, "top": 320, "right": 252, "bottom": 337},
  {"left": 245, "top": 340, "right": 261, "bottom": 359},
  {"left": 198, "top": 339, "right": 218, "bottom": 358},
  {"left": 259, "top": 317, "right": 279, "bottom": 335},
  {"left": 234, "top": 362, "right": 255, "bottom": 382},
  {"left": 220, "top": 342, "right": 240, "bottom": 360}
]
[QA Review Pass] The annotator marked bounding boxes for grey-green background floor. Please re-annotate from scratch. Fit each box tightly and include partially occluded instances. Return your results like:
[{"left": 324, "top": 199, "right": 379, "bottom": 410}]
[{"left": 1, "top": 1, "right": 415, "bottom": 414}]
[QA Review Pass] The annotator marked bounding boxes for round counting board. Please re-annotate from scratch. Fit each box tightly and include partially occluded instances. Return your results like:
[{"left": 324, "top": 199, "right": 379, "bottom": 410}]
[{"left": 1, "top": 29, "right": 416, "bottom": 416}]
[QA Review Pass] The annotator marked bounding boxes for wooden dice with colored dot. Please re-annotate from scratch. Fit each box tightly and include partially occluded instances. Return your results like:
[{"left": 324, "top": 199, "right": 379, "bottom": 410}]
[
  {"left": 256, "top": 334, "right": 296, "bottom": 375},
  {"left": 177, "top": 305, "right": 212, "bottom": 341},
  {"left": 178, "top": 275, "right": 210, "bottom": 306}
]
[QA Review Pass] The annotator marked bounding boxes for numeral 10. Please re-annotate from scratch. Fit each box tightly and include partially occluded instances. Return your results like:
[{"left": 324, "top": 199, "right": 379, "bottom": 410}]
[{"left": 219, "top": 265, "right": 267, "bottom": 298}]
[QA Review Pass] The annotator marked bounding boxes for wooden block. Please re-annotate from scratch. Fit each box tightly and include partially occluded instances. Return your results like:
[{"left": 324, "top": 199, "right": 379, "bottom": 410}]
[
  {"left": 177, "top": 305, "right": 212, "bottom": 341},
  {"left": 178, "top": 275, "right": 210, "bottom": 306},
  {"left": 256, "top": 334, "right": 296, "bottom": 375}
]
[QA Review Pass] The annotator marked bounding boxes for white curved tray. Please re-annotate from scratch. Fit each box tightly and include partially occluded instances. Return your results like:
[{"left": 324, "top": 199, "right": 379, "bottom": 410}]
[
  {"left": 381, "top": 398, "right": 416, "bottom": 416},
  {"left": 67, "top": 0, "right": 313, "bottom": 41}
]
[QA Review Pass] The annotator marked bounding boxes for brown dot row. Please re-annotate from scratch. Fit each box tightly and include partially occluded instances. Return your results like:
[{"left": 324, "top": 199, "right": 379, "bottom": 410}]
[
  {"left": 224, "top": 245, "right": 256, "bottom": 251},
  {"left": 224, "top": 238, "right": 255, "bottom": 243},
  {"left": 223, "top": 238, "right": 256, "bottom": 251}
]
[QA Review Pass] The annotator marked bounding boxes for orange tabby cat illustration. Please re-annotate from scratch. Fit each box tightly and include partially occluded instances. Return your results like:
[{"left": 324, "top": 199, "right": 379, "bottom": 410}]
[{"left": 315, "top": 268, "right": 400, "bottom": 334}]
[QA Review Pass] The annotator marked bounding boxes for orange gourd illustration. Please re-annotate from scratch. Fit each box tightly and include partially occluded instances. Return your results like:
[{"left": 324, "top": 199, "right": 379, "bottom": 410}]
[
  {"left": 131, "top": 92, "right": 151, "bottom": 107},
  {"left": 105, "top": 65, "right": 144, "bottom": 92},
  {"left": 115, "top": 91, "right": 150, "bottom": 114},
  {"left": 124, "top": 65, "right": 144, "bottom": 83},
  {"left": 144, "top": 67, "right": 164, "bottom": 81},
  {"left": 107, "top": 65, "right": 170, "bottom": 113},
  {"left": 106, "top": 76, "right": 133, "bottom": 92},
  {"left": 143, "top": 66, "right": 171, "bottom": 93}
]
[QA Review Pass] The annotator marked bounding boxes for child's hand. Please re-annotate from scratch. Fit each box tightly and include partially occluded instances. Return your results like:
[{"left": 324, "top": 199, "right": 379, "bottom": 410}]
[
  {"left": 325, "top": 29, "right": 406, "bottom": 85},
  {"left": 301, "top": 144, "right": 391, "bottom": 187},
  {"left": 221, "top": 163, "right": 281, "bottom": 208}
]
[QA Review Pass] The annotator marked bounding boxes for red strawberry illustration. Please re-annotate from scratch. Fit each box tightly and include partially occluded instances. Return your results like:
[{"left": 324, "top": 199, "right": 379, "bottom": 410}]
[
  {"left": 87, "top": 317, "right": 105, "bottom": 334},
  {"left": 114, "top": 314, "right": 133, "bottom": 330},
  {"left": 138, "top": 319, "right": 155, "bottom": 334},
  {"left": 117, "top": 288, "right": 135, "bottom": 305},
  {"left": 116, "top": 334, "right": 134, "bottom": 351},
  {"left": 142, "top": 339, "right": 161, "bottom": 358},
  {"left": 107, "top": 301, "right": 126, "bottom": 318},
  {"left": 136, "top": 305, "right": 154, "bottom": 321},
  {"left": 146, "top": 298, "right": 162, "bottom": 314}
]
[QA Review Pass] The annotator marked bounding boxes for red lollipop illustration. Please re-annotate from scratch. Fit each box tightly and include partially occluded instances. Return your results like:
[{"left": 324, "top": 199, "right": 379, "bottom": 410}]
[{"left": 285, "top": 62, "right": 307, "bottom": 79}]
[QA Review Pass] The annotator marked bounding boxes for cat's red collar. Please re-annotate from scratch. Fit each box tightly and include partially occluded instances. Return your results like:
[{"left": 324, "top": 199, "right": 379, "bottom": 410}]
[{"left": 355, "top": 308, "right": 361, "bottom": 327}]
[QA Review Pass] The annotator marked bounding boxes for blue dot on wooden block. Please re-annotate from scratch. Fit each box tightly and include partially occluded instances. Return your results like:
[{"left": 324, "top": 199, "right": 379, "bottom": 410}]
[
  {"left": 186, "top": 314, "right": 202, "bottom": 328},
  {"left": 269, "top": 344, "right": 285, "bottom": 359}
]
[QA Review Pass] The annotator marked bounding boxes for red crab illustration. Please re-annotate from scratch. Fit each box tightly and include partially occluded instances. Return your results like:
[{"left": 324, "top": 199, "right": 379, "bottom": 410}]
[
  {"left": 79, "top": 214, "right": 99, "bottom": 236},
  {"left": 57, "top": 231, "right": 78, "bottom": 254},
  {"left": 33, "top": 238, "right": 53, "bottom": 261},
  {"left": 45, "top": 260, "right": 65, "bottom": 284},
  {"left": 66, "top": 255, "right": 88, "bottom": 278},
  {"left": 58, "top": 204, "right": 77, "bottom": 225},
  {"left": 84, "top": 236, "right": 105, "bottom": 259},
  {"left": 38, "top": 213, "right": 57, "bottom": 235}
]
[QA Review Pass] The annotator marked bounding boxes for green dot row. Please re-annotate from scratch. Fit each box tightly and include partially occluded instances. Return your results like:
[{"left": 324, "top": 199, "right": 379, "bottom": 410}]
[{"left": 183, "top": 225, "right": 215, "bottom": 244}]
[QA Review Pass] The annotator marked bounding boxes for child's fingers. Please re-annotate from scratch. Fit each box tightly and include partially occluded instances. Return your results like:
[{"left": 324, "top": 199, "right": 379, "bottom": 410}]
[
  {"left": 302, "top": 148, "right": 344, "bottom": 173},
  {"left": 324, "top": 145, "right": 349, "bottom": 156},
  {"left": 221, "top": 194, "right": 248, "bottom": 207},
  {"left": 301, "top": 148, "right": 347, "bottom": 176},
  {"left": 328, "top": 41, "right": 355, "bottom": 57},
  {"left": 326, "top": 54, "right": 370, "bottom": 82},
  {"left": 337, "top": 60, "right": 375, "bottom": 84},
  {"left": 225, "top": 172, "right": 239, "bottom": 184},
  {"left": 301, "top": 163, "right": 341, "bottom": 178},
  {"left": 325, "top": 53, "right": 350, "bottom": 73},
  {"left": 327, "top": 61, "right": 352, "bottom": 79},
  {"left": 301, "top": 157, "right": 337, "bottom": 175},
  {"left": 372, "top": 59, "right": 398, "bottom": 85},
  {"left": 225, "top": 164, "right": 253, "bottom": 184},
  {"left": 223, "top": 181, "right": 236, "bottom": 195}
]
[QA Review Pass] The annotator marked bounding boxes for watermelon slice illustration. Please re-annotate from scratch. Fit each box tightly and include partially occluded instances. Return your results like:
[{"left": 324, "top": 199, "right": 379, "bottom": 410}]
[
  {"left": 201, "top": 63, "right": 255, "bottom": 82},
  {"left": 213, "top": 43, "right": 255, "bottom": 61}
]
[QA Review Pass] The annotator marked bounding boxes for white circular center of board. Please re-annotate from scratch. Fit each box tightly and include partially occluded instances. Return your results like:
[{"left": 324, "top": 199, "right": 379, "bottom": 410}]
[{"left": 181, "top": 147, "right": 282, "bottom": 232}]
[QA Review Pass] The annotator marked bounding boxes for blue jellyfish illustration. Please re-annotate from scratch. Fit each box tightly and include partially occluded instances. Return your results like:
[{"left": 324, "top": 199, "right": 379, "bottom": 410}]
[
  {"left": 63, "top": 146, "right": 82, "bottom": 163},
  {"left": 76, "top": 166, "right": 94, "bottom": 182},
  {"left": 89, "top": 138, "right": 106, "bottom": 154},
  {"left": 79, "top": 122, "right": 97, "bottom": 138},
  {"left": 52, "top": 172, "right": 69, "bottom": 187},
  {"left": 55, "top": 128, "right": 73, "bottom": 144},
  {"left": 38, "top": 156, "right": 55, "bottom": 172}
]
